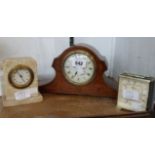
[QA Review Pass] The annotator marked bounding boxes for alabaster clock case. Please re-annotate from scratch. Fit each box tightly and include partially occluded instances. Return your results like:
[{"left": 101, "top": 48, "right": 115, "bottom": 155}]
[{"left": 2, "top": 57, "right": 43, "bottom": 107}]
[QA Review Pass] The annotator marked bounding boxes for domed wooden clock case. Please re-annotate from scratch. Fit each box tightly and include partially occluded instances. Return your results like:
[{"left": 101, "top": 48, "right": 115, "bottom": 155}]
[{"left": 40, "top": 45, "right": 117, "bottom": 98}]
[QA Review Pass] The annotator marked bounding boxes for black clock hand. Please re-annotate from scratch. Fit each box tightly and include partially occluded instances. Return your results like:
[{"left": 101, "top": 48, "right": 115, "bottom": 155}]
[
  {"left": 73, "top": 71, "right": 78, "bottom": 77},
  {"left": 71, "top": 71, "right": 78, "bottom": 79},
  {"left": 17, "top": 72, "right": 25, "bottom": 82}
]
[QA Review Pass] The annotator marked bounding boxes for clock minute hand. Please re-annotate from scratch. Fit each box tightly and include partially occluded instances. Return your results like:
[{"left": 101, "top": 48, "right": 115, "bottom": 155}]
[
  {"left": 17, "top": 72, "right": 25, "bottom": 82},
  {"left": 74, "top": 71, "right": 78, "bottom": 77}
]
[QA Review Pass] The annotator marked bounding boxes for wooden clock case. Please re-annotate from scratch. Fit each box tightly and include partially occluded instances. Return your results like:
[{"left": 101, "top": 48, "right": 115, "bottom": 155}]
[{"left": 40, "top": 45, "right": 117, "bottom": 98}]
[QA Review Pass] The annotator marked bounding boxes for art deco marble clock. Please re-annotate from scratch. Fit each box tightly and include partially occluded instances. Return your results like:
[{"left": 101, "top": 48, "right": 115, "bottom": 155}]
[
  {"left": 117, "top": 73, "right": 155, "bottom": 112},
  {"left": 40, "top": 45, "right": 117, "bottom": 98},
  {"left": 1, "top": 57, "right": 43, "bottom": 107}
]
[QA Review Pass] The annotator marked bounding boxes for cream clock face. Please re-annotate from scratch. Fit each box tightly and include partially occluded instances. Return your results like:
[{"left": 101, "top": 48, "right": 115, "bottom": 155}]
[
  {"left": 118, "top": 77, "right": 149, "bottom": 111},
  {"left": 9, "top": 65, "right": 34, "bottom": 89},
  {"left": 63, "top": 51, "right": 96, "bottom": 85}
]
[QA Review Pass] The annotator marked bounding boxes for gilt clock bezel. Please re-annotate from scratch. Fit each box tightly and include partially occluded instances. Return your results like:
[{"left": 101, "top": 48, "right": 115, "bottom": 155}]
[
  {"left": 62, "top": 50, "right": 96, "bottom": 86},
  {"left": 8, "top": 65, "right": 34, "bottom": 89}
]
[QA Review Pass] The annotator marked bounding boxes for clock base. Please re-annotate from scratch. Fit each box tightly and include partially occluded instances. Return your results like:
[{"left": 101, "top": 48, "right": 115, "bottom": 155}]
[
  {"left": 3, "top": 93, "right": 43, "bottom": 107},
  {"left": 39, "top": 78, "right": 117, "bottom": 98}
]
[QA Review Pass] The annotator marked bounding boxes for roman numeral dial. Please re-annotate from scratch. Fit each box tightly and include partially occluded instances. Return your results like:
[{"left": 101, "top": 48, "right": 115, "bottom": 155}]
[{"left": 63, "top": 51, "right": 96, "bottom": 85}]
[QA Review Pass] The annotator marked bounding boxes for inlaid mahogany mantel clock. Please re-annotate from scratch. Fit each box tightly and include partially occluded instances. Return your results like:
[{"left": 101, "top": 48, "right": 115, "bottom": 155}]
[{"left": 40, "top": 45, "right": 117, "bottom": 98}]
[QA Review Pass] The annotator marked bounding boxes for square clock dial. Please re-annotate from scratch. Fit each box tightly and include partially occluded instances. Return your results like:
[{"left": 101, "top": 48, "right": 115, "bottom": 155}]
[{"left": 117, "top": 73, "right": 155, "bottom": 112}]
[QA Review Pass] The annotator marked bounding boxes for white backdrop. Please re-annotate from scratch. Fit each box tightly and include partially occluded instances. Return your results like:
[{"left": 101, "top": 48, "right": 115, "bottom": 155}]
[
  {"left": 113, "top": 37, "right": 155, "bottom": 80},
  {"left": 0, "top": 37, "right": 116, "bottom": 84},
  {"left": 0, "top": 37, "right": 155, "bottom": 84},
  {"left": 75, "top": 37, "right": 115, "bottom": 77},
  {"left": 0, "top": 37, "right": 69, "bottom": 85}
]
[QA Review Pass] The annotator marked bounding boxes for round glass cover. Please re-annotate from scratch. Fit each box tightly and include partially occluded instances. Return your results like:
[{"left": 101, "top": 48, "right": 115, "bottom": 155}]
[
  {"left": 63, "top": 51, "right": 96, "bottom": 85},
  {"left": 9, "top": 65, "right": 34, "bottom": 89}
]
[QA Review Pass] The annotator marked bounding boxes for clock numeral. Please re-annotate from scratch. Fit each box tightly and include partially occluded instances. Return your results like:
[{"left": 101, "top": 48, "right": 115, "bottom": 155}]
[{"left": 75, "top": 61, "right": 83, "bottom": 66}]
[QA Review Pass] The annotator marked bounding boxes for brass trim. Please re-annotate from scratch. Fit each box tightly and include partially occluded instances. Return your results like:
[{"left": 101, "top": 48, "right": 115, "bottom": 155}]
[
  {"left": 62, "top": 50, "right": 96, "bottom": 86},
  {"left": 8, "top": 65, "right": 34, "bottom": 89}
]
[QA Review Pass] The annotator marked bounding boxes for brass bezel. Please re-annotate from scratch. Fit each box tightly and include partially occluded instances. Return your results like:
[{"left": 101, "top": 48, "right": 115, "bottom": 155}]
[
  {"left": 62, "top": 50, "right": 96, "bottom": 86},
  {"left": 8, "top": 65, "right": 34, "bottom": 89}
]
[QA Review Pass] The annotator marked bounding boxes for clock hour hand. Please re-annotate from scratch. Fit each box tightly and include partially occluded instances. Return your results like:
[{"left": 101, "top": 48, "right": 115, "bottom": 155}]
[{"left": 71, "top": 71, "right": 78, "bottom": 79}]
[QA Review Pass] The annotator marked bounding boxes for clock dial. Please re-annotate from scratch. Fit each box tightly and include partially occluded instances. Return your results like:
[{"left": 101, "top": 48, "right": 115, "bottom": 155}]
[
  {"left": 118, "top": 76, "right": 150, "bottom": 111},
  {"left": 63, "top": 51, "right": 96, "bottom": 85},
  {"left": 9, "top": 65, "right": 34, "bottom": 89}
]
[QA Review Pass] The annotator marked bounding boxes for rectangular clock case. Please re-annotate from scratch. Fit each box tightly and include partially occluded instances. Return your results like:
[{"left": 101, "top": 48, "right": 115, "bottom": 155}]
[{"left": 117, "top": 73, "right": 155, "bottom": 112}]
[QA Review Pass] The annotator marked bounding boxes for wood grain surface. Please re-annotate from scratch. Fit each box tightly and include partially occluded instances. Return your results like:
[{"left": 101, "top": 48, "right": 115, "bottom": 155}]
[{"left": 0, "top": 93, "right": 150, "bottom": 118}]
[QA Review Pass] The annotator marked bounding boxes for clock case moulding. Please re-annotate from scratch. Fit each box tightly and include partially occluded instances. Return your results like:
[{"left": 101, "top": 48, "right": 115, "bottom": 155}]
[{"left": 40, "top": 45, "right": 117, "bottom": 98}]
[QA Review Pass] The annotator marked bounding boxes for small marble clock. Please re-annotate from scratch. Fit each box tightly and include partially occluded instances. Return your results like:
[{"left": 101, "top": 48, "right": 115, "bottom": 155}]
[{"left": 1, "top": 57, "right": 43, "bottom": 107}]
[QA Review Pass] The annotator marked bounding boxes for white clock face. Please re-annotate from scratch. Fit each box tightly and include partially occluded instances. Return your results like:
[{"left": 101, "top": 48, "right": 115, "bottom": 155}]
[
  {"left": 63, "top": 51, "right": 96, "bottom": 85},
  {"left": 9, "top": 66, "right": 34, "bottom": 89}
]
